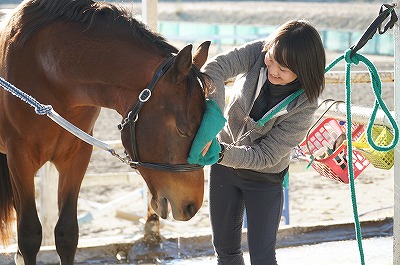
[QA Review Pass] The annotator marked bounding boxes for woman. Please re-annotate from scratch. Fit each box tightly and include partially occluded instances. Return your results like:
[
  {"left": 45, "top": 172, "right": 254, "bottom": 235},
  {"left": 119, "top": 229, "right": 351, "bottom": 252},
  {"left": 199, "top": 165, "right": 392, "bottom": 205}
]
[{"left": 202, "top": 20, "right": 326, "bottom": 264}]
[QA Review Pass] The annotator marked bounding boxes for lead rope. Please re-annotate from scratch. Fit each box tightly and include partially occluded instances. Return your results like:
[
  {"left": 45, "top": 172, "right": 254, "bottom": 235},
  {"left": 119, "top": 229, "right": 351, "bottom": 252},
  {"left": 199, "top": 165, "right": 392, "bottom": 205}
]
[
  {"left": 322, "top": 5, "right": 398, "bottom": 263},
  {"left": 324, "top": 48, "right": 399, "bottom": 264},
  {"left": 0, "top": 76, "right": 132, "bottom": 165}
]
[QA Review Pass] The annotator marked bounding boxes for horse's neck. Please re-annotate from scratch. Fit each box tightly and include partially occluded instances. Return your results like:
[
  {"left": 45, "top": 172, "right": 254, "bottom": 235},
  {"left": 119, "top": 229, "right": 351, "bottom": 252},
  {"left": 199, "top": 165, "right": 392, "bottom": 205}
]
[
  {"left": 36, "top": 24, "right": 165, "bottom": 115},
  {"left": 0, "top": 19, "right": 12, "bottom": 77}
]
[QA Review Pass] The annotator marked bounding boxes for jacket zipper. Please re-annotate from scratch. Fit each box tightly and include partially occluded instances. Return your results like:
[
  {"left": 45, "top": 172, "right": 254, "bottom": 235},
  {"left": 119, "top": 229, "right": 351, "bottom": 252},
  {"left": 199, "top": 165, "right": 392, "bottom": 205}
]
[{"left": 234, "top": 67, "right": 266, "bottom": 145}]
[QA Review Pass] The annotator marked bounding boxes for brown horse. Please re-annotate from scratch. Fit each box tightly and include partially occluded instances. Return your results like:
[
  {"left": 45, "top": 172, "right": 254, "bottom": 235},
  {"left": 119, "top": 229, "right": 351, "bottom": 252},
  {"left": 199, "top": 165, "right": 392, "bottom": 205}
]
[{"left": 0, "top": 0, "right": 211, "bottom": 264}]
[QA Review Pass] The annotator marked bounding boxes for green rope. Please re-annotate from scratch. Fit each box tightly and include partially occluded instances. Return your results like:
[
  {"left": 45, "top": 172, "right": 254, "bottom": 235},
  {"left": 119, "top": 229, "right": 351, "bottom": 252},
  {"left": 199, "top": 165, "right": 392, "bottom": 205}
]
[
  {"left": 324, "top": 48, "right": 399, "bottom": 265},
  {"left": 358, "top": 53, "right": 399, "bottom": 151}
]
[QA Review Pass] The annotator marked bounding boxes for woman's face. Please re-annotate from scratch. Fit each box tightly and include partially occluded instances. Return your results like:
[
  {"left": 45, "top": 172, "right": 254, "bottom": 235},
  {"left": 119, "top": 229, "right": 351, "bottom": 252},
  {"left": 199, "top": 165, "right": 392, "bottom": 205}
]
[{"left": 264, "top": 51, "right": 298, "bottom": 85}]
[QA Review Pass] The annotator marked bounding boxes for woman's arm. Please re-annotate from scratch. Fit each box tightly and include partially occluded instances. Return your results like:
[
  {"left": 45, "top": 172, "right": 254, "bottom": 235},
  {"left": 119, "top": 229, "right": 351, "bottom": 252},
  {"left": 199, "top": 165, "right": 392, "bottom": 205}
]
[{"left": 202, "top": 40, "right": 264, "bottom": 110}]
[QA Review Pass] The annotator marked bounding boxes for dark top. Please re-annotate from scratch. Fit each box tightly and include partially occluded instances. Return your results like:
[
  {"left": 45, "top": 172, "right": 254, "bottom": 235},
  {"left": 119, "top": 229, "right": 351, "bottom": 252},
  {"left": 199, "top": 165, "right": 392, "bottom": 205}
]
[{"left": 250, "top": 77, "right": 302, "bottom": 121}]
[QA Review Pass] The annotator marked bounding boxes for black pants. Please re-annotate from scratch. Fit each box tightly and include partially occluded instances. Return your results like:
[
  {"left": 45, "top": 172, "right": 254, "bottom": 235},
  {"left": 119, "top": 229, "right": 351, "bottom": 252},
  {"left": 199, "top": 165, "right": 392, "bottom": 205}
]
[{"left": 209, "top": 164, "right": 283, "bottom": 265}]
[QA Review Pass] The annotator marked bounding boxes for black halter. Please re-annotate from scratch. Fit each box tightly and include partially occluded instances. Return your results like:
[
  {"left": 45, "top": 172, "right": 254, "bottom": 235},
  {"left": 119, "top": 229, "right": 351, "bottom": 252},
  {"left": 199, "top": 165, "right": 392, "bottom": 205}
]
[{"left": 117, "top": 56, "right": 203, "bottom": 172}]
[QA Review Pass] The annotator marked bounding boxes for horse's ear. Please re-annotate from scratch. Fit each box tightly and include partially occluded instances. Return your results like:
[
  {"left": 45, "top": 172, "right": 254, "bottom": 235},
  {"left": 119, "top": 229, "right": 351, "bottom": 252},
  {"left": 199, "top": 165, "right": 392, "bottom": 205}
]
[
  {"left": 193, "top": 41, "right": 211, "bottom": 69},
  {"left": 171, "top": 44, "right": 193, "bottom": 83}
]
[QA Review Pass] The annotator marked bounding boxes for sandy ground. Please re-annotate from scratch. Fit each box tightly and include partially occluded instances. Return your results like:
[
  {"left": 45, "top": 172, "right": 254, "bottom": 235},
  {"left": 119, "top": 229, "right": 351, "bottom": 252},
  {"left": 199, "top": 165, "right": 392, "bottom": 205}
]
[{"left": 0, "top": 0, "right": 396, "bottom": 252}]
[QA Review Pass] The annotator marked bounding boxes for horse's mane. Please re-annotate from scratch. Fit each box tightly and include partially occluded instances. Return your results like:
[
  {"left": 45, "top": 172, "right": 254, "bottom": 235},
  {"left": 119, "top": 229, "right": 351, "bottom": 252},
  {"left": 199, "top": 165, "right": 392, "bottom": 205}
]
[
  {"left": 1, "top": 0, "right": 209, "bottom": 96},
  {"left": 6, "top": 0, "right": 178, "bottom": 55}
]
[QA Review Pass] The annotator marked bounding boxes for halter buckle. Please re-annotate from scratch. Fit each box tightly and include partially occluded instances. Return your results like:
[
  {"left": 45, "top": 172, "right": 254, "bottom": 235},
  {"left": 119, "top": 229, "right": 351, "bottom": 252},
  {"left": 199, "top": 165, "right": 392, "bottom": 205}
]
[{"left": 139, "top": 89, "right": 151, "bottom": 102}]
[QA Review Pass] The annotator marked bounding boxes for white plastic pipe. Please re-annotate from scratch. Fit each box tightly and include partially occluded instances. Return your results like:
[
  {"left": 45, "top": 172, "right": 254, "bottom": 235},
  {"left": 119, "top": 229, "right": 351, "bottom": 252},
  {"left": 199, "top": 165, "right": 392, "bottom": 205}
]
[
  {"left": 394, "top": 2, "right": 400, "bottom": 264},
  {"left": 315, "top": 100, "right": 395, "bottom": 128}
]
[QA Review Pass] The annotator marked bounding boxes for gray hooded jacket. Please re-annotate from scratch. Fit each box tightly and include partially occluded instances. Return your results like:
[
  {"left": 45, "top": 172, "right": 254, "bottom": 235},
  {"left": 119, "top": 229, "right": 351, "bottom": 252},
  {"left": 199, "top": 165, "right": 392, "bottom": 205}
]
[{"left": 203, "top": 39, "right": 318, "bottom": 174}]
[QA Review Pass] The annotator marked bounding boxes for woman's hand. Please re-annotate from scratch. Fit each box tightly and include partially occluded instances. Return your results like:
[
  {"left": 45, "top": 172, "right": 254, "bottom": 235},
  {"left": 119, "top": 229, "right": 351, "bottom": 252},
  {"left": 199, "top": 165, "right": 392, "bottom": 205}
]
[{"left": 202, "top": 141, "right": 212, "bottom": 156}]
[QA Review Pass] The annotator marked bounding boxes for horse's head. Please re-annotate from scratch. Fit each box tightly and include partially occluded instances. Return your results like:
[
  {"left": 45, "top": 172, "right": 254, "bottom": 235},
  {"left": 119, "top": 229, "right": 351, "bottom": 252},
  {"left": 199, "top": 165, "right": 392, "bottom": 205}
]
[{"left": 120, "top": 41, "right": 211, "bottom": 221}]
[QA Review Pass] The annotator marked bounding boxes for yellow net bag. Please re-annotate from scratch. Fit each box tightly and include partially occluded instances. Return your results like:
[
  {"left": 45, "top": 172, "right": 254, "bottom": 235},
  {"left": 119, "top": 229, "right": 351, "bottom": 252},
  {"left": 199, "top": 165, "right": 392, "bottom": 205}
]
[{"left": 354, "top": 125, "right": 394, "bottom": 170}]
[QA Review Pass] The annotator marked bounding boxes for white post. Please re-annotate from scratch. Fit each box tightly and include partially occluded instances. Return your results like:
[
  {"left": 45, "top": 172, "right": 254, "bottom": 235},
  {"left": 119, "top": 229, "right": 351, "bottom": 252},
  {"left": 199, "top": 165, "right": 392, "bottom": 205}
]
[
  {"left": 394, "top": 2, "right": 400, "bottom": 264},
  {"left": 141, "top": 0, "right": 161, "bottom": 239},
  {"left": 38, "top": 162, "right": 59, "bottom": 246},
  {"left": 141, "top": 0, "right": 158, "bottom": 31}
]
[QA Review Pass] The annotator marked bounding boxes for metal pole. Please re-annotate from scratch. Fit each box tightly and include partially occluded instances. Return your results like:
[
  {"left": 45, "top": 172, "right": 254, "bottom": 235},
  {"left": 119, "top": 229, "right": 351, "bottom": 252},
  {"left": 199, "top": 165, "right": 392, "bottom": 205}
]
[{"left": 394, "top": 2, "right": 400, "bottom": 264}]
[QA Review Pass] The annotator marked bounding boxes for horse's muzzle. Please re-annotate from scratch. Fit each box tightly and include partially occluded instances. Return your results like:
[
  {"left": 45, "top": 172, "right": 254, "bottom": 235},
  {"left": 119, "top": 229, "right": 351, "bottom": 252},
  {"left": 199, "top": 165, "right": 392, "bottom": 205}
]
[{"left": 151, "top": 196, "right": 199, "bottom": 221}]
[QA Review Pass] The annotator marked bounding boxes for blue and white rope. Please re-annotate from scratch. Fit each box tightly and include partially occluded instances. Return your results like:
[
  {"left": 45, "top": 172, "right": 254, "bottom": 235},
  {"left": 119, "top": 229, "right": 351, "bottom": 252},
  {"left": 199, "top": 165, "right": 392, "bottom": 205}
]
[
  {"left": 0, "top": 76, "right": 53, "bottom": 115},
  {"left": 0, "top": 76, "right": 113, "bottom": 153}
]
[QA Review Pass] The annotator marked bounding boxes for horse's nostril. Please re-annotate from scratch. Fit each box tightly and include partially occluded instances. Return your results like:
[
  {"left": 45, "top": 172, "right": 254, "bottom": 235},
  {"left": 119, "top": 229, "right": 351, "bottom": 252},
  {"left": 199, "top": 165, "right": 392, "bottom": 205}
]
[{"left": 185, "top": 203, "right": 197, "bottom": 218}]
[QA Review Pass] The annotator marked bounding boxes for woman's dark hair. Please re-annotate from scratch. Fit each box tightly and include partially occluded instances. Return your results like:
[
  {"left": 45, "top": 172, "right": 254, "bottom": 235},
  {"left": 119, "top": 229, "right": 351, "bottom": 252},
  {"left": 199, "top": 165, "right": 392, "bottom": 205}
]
[{"left": 262, "top": 20, "right": 325, "bottom": 102}]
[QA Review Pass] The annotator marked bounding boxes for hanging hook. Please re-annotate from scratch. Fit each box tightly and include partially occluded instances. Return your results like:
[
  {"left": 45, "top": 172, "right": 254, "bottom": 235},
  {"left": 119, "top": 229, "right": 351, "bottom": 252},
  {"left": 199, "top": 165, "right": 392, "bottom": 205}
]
[{"left": 350, "top": 3, "right": 398, "bottom": 58}]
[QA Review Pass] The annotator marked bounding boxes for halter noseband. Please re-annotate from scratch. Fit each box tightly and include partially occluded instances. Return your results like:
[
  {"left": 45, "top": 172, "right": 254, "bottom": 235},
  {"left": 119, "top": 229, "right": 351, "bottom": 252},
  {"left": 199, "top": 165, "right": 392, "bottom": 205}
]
[{"left": 117, "top": 56, "right": 203, "bottom": 172}]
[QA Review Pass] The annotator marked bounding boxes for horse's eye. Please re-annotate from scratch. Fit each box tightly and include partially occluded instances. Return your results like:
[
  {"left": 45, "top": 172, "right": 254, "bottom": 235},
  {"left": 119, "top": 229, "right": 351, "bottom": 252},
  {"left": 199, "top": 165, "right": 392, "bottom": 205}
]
[{"left": 177, "top": 127, "right": 190, "bottom": 138}]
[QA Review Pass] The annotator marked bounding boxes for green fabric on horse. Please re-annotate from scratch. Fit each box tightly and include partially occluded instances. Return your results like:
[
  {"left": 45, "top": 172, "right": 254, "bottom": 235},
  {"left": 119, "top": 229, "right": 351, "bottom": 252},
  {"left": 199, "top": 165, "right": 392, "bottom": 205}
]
[{"left": 188, "top": 99, "right": 226, "bottom": 165}]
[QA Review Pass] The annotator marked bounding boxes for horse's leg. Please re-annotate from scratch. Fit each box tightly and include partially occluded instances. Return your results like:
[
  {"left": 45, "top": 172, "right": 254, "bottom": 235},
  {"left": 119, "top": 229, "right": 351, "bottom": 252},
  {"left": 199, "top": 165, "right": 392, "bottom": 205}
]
[
  {"left": 15, "top": 198, "right": 41, "bottom": 265},
  {"left": 53, "top": 145, "right": 92, "bottom": 265},
  {"left": 6, "top": 153, "right": 42, "bottom": 265}
]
